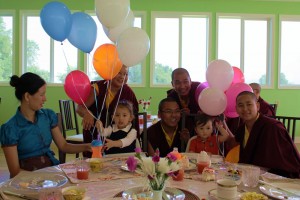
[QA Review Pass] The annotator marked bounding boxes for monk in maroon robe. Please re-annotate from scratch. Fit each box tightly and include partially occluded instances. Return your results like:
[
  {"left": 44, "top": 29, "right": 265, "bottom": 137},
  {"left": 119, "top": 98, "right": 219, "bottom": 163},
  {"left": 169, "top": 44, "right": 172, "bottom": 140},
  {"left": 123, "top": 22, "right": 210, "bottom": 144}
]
[
  {"left": 147, "top": 98, "right": 183, "bottom": 157},
  {"left": 234, "top": 91, "right": 300, "bottom": 178},
  {"left": 77, "top": 65, "right": 138, "bottom": 157},
  {"left": 250, "top": 83, "right": 275, "bottom": 117}
]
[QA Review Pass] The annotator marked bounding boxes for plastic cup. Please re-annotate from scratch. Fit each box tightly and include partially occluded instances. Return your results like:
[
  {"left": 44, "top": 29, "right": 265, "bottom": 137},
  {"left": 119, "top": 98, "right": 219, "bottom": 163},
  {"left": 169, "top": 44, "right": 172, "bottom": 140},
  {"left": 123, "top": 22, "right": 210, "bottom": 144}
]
[
  {"left": 241, "top": 165, "right": 260, "bottom": 187},
  {"left": 172, "top": 169, "right": 184, "bottom": 181},
  {"left": 75, "top": 157, "right": 89, "bottom": 180},
  {"left": 197, "top": 161, "right": 210, "bottom": 174},
  {"left": 91, "top": 140, "right": 103, "bottom": 158}
]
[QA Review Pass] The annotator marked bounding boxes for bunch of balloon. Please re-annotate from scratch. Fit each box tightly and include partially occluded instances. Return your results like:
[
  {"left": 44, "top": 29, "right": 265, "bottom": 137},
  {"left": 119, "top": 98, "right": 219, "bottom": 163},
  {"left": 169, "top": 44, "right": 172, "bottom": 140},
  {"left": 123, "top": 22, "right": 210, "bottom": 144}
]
[
  {"left": 116, "top": 27, "right": 150, "bottom": 67},
  {"left": 93, "top": 44, "right": 123, "bottom": 80},
  {"left": 206, "top": 59, "right": 234, "bottom": 92},
  {"left": 95, "top": 0, "right": 130, "bottom": 28},
  {"left": 198, "top": 87, "right": 227, "bottom": 116},
  {"left": 64, "top": 70, "right": 91, "bottom": 105},
  {"left": 194, "top": 82, "right": 209, "bottom": 103},
  {"left": 231, "top": 67, "right": 245, "bottom": 85},
  {"left": 40, "top": 1, "right": 72, "bottom": 42},
  {"left": 224, "top": 83, "right": 253, "bottom": 118},
  {"left": 67, "top": 12, "right": 97, "bottom": 53}
]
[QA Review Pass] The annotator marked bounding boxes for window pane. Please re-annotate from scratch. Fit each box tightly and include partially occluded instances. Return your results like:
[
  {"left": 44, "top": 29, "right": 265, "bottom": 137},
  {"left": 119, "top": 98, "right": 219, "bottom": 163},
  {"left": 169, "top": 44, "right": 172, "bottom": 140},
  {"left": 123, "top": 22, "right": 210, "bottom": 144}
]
[
  {"left": 182, "top": 17, "right": 207, "bottom": 82},
  {"left": 0, "top": 16, "right": 13, "bottom": 82},
  {"left": 218, "top": 18, "right": 241, "bottom": 67},
  {"left": 244, "top": 20, "right": 268, "bottom": 84},
  {"left": 25, "top": 16, "right": 78, "bottom": 83},
  {"left": 154, "top": 18, "right": 179, "bottom": 84},
  {"left": 280, "top": 20, "right": 300, "bottom": 86}
]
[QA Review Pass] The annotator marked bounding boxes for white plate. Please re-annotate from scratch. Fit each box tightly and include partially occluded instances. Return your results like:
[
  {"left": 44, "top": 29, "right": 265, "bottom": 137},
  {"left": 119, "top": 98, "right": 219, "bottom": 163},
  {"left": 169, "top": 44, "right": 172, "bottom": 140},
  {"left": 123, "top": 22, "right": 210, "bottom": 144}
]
[
  {"left": 9, "top": 173, "right": 68, "bottom": 190},
  {"left": 259, "top": 183, "right": 300, "bottom": 200},
  {"left": 208, "top": 189, "right": 242, "bottom": 200}
]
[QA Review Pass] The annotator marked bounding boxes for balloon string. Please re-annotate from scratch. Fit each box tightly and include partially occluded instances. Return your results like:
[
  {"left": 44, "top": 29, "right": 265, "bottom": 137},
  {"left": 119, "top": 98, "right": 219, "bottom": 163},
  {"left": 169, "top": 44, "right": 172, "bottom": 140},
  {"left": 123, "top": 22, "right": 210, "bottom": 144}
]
[
  {"left": 110, "top": 74, "right": 126, "bottom": 127},
  {"left": 61, "top": 43, "right": 71, "bottom": 69}
]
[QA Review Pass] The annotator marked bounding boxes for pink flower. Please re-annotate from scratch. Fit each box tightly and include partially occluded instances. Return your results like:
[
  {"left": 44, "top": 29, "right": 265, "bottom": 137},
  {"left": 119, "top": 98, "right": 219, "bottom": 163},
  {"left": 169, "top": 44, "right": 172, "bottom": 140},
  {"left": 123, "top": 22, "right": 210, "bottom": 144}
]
[
  {"left": 167, "top": 153, "right": 177, "bottom": 162},
  {"left": 135, "top": 147, "right": 142, "bottom": 153},
  {"left": 152, "top": 155, "right": 160, "bottom": 163},
  {"left": 126, "top": 156, "right": 137, "bottom": 172}
]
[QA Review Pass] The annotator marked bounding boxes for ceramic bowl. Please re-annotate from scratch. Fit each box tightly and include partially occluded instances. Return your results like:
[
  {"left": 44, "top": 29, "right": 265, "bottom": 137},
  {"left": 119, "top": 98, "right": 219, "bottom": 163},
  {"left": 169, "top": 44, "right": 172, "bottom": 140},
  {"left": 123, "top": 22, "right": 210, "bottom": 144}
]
[{"left": 62, "top": 186, "right": 86, "bottom": 200}]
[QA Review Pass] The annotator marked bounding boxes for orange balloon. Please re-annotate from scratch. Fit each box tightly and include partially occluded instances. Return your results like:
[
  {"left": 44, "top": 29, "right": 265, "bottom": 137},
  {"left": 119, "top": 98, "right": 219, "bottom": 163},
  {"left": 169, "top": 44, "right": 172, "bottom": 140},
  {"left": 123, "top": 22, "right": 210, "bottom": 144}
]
[{"left": 93, "top": 43, "right": 122, "bottom": 80}]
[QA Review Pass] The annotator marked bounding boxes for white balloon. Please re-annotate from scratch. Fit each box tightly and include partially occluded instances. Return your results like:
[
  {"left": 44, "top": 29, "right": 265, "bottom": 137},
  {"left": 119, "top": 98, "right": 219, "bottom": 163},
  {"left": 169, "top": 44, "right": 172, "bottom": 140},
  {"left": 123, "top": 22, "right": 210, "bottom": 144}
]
[
  {"left": 198, "top": 88, "right": 227, "bottom": 116},
  {"left": 206, "top": 59, "right": 234, "bottom": 92},
  {"left": 116, "top": 27, "right": 150, "bottom": 67},
  {"left": 103, "top": 10, "right": 135, "bottom": 43},
  {"left": 95, "top": 0, "right": 130, "bottom": 28}
]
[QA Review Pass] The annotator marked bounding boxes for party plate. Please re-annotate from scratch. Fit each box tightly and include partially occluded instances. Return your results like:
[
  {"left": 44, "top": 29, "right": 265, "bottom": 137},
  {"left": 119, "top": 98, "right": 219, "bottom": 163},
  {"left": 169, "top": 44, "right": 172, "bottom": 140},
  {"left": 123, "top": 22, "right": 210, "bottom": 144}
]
[
  {"left": 9, "top": 172, "right": 68, "bottom": 190},
  {"left": 259, "top": 183, "right": 300, "bottom": 200},
  {"left": 208, "top": 189, "right": 242, "bottom": 200}
]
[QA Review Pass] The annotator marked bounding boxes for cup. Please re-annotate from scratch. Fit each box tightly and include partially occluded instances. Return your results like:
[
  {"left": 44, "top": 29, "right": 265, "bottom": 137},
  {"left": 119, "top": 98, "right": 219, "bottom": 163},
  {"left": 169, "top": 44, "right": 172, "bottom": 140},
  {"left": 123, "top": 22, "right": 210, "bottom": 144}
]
[
  {"left": 91, "top": 140, "right": 103, "bottom": 158},
  {"left": 138, "top": 115, "right": 144, "bottom": 125},
  {"left": 147, "top": 111, "right": 151, "bottom": 120},
  {"left": 75, "top": 157, "right": 89, "bottom": 180},
  {"left": 241, "top": 165, "right": 260, "bottom": 187},
  {"left": 89, "top": 158, "right": 103, "bottom": 173},
  {"left": 172, "top": 168, "right": 184, "bottom": 181},
  {"left": 217, "top": 179, "right": 237, "bottom": 199},
  {"left": 197, "top": 161, "right": 210, "bottom": 174}
]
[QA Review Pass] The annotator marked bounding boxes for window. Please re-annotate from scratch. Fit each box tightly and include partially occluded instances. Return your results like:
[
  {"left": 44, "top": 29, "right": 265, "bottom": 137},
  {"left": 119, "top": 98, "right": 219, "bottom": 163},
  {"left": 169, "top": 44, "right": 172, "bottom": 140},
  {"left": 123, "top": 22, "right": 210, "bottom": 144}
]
[
  {"left": 217, "top": 14, "right": 274, "bottom": 86},
  {"left": 279, "top": 16, "right": 300, "bottom": 88},
  {"left": 151, "top": 12, "right": 210, "bottom": 86},
  {"left": 22, "top": 11, "right": 78, "bottom": 84},
  {"left": 0, "top": 12, "right": 14, "bottom": 82},
  {"left": 86, "top": 11, "right": 145, "bottom": 86}
]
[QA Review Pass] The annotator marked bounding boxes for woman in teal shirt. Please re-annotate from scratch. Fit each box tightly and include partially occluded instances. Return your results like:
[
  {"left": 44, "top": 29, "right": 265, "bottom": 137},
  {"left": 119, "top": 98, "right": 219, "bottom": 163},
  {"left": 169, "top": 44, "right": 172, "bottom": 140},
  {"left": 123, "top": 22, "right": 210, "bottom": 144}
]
[{"left": 0, "top": 72, "right": 91, "bottom": 178}]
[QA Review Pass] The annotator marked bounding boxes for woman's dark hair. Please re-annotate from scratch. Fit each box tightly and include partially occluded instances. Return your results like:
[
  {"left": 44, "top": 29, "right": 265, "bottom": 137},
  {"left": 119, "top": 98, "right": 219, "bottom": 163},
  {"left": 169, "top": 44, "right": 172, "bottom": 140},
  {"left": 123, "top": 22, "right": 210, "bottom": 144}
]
[{"left": 10, "top": 72, "right": 46, "bottom": 101}]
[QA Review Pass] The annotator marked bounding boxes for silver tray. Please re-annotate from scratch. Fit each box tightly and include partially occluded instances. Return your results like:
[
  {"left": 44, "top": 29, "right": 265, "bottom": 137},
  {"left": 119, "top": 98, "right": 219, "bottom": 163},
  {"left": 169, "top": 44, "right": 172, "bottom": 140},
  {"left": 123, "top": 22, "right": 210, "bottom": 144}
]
[{"left": 122, "top": 187, "right": 185, "bottom": 200}]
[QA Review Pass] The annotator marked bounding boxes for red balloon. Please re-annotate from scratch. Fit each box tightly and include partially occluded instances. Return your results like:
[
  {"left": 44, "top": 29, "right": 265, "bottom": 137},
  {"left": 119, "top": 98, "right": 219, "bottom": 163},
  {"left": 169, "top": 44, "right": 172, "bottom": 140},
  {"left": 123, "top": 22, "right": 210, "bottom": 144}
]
[
  {"left": 64, "top": 70, "right": 91, "bottom": 105},
  {"left": 194, "top": 82, "right": 209, "bottom": 102},
  {"left": 231, "top": 66, "right": 245, "bottom": 85},
  {"left": 224, "top": 83, "right": 253, "bottom": 118}
]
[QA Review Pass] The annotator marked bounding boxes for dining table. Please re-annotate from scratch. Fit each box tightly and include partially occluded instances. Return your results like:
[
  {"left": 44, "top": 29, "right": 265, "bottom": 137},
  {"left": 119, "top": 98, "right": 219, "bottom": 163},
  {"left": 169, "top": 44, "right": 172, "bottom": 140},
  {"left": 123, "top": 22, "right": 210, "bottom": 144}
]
[{"left": 0, "top": 153, "right": 299, "bottom": 200}]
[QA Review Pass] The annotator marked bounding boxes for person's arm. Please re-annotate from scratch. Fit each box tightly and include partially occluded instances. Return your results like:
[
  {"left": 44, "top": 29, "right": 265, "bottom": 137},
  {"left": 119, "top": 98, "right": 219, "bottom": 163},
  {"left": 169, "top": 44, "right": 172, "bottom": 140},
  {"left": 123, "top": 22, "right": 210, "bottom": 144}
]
[
  {"left": 147, "top": 142, "right": 155, "bottom": 156},
  {"left": 51, "top": 126, "right": 92, "bottom": 153},
  {"left": 215, "top": 121, "right": 231, "bottom": 143},
  {"left": 76, "top": 86, "right": 96, "bottom": 130},
  {"left": 120, "top": 129, "right": 137, "bottom": 148},
  {"left": 2, "top": 145, "right": 23, "bottom": 178}
]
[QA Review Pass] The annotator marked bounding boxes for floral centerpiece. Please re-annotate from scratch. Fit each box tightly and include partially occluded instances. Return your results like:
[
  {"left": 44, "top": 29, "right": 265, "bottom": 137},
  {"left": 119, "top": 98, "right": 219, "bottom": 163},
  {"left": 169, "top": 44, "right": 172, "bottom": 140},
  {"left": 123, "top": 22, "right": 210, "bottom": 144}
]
[
  {"left": 138, "top": 96, "right": 152, "bottom": 112},
  {"left": 126, "top": 148, "right": 181, "bottom": 199}
]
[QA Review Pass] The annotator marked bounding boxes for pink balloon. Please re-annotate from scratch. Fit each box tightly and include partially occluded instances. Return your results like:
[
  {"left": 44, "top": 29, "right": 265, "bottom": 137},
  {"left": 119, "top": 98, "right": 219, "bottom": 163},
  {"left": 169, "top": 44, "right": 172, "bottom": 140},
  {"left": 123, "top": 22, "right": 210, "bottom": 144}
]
[
  {"left": 64, "top": 70, "right": 91, "bottom": 105},
  {"left": 198, "top": 88, "right": 227, "bottom": 116},
  {"left": 206, "top": 59, "right": 234, "bottom": 92},
  {"left": 224, "top": 83, "right": 253, "bottom": 118},
  {"left": 232, "top": 66, "right": 245, "bottom": 85},
  {"left": 194, "top": 82, "right": 209, "bottom": 102}
]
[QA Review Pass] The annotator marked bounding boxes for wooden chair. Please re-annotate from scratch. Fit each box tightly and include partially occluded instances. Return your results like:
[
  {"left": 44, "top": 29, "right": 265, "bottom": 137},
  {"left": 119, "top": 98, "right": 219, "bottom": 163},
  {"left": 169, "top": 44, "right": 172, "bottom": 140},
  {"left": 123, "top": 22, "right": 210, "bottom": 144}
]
[
  {"left": 58, "top": 100, "right": 84, "bottom": 163},
  {"left": 275, "top": 116, "right": 300, "bottom": 141},
  {"left": 270, "top": 103, "right": 278, "bottom": 115}
]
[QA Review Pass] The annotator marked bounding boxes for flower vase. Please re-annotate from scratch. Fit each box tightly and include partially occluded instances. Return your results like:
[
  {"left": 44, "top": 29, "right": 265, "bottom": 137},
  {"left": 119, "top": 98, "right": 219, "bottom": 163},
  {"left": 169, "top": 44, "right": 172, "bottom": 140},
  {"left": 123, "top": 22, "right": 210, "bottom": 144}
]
[{"left": 151, "top": 189, "right": 163, "bottom": 200}]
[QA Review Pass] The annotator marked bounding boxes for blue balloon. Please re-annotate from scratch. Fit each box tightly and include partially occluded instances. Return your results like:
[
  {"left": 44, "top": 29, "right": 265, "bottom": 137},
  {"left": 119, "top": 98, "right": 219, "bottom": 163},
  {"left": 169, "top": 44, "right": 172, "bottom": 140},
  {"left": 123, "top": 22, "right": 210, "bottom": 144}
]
[
  {"left": 40, "top": 1, "right": 72, "bottom": 42},
  {"left": 67, "top": 12, "right": 97, "bottom": 53}
]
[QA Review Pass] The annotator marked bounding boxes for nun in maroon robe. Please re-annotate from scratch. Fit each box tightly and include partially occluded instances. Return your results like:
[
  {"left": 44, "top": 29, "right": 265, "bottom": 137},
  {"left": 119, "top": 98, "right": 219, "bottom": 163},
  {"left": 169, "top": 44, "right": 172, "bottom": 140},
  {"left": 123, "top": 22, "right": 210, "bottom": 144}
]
[{"left": 235, "top": 91, "right": 300, "bottom": 178}]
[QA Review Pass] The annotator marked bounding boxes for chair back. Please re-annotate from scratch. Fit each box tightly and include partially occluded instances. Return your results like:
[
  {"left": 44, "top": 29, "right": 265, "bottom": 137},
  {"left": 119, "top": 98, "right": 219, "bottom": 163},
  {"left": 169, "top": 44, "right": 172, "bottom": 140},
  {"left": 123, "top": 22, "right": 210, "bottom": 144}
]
[
  {"left": 58, "top": 99, "right": 83, "bottom": 163},
  {"left": 185, "top": 136, "right": 197, "bottom": 152},
  {"left": 275, "top": 116, "right": 300, "bottom": 141},
  {"left": 59, "top": 100, "right": 80, "bottom": 136},
  {"left": 270, "top": 103, "right": 278, "bottom": 115}
]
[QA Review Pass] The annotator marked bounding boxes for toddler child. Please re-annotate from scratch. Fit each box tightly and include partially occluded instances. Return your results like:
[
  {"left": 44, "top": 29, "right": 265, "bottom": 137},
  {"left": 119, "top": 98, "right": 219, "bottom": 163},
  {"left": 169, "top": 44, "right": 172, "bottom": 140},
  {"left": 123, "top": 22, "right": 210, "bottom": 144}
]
[
  {"left": 96, "top": 100, "right": 137, "bottom": 154},
  {"left": 188, "top": 113, "right": 230, "bottom": 155}
]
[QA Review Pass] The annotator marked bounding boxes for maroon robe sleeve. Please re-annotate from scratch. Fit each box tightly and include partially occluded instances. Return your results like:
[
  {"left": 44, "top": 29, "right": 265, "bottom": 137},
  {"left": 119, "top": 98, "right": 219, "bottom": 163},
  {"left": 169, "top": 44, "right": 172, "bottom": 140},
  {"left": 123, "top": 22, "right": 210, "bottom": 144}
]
[
  {"left": 258, "top": 97, "right": 275, "bottom": 117},
  {"left": 236, "top": 115, "right": 300, "bottom": 178}
]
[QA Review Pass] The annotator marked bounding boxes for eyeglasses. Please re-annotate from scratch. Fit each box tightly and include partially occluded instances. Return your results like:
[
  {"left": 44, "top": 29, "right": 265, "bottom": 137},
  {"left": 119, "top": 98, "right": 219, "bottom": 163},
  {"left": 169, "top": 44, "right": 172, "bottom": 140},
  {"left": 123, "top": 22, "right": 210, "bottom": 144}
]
[{"left": 160, "top": 109, "right": 181, "bottom": 115}]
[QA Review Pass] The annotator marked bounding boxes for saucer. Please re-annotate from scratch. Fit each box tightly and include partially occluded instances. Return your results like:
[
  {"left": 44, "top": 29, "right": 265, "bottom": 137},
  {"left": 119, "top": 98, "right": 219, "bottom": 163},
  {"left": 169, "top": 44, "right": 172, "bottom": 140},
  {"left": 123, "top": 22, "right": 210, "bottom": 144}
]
[{"left": 208, "top": 189, "right": 242, "bottom": 200}]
